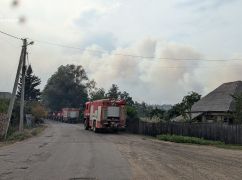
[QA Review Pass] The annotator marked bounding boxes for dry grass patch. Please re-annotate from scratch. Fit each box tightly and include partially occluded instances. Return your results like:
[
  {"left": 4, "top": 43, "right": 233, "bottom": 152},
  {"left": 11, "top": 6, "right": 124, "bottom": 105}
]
[{"left": 0, "top": 125, "right": 46, "bottom": 146}]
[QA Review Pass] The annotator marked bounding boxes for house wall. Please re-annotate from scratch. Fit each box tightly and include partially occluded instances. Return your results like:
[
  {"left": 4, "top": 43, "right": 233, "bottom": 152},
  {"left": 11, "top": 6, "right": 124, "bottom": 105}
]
[{"left": 200, "top": 112, "right": 232, "bottom": 123}]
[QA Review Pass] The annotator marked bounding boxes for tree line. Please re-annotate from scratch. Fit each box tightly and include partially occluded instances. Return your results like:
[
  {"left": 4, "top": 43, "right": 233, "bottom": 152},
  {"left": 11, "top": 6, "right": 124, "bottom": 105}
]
[
  {"left": 0, "top": 65, "right": 45, "bottom": 129},
  {"left": 41, "top": 64, "right": 204, "bottom": 122},
  {"left": 2, "top": 64, "right": 242, "bottom": 124}
]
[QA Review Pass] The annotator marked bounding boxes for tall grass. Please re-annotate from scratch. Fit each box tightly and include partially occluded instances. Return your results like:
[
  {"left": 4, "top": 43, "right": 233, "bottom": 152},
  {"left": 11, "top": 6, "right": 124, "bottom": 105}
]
[
  {"left": 0, "top": 99, "right": 9, "bottom": 113},
  {"left": 4, "top": 125, "right": 46, "bottom": 142},
  {"left": 157, "top": 134, "right": 224, "bottom": 145}
]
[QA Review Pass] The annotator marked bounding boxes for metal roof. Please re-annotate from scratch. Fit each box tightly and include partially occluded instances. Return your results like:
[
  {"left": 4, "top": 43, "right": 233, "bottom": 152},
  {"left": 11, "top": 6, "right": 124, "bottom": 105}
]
[
  {"left": 191, "top": 81, "right": 242, "bottom": 112},
  {"left": 171, "top": 112, "right": 203, "bottom": 122}
]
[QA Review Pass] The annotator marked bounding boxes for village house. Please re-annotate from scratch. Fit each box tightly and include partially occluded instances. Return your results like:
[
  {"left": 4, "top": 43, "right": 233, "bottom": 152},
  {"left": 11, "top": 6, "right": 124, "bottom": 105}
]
[{"left": 173, "top": 81, "right": 242, "bottom": 123}]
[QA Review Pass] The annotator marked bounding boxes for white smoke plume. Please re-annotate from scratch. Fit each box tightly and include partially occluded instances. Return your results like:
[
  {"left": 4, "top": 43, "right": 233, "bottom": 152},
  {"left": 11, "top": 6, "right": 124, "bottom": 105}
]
[
  {"left": 69, "top": 38, "right": 242, "bottom": 104},
  {"left": 68, "top": 38, "right": 202, "bottom": 104}
]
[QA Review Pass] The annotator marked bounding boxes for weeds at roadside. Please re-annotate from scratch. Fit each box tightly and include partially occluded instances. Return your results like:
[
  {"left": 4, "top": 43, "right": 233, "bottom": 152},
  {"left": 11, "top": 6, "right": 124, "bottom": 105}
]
[
  {"left": 157, "top": 134, "right": 225, "bottom": 145},
  {"left": 6, "top": 131, "right": 32, "bottom": 141},
  {"left": 215, "top": 144, "right": 242, "bottom": 150},
  {"left": 0, "top": 125, "right": 46, "bottom": 146},
  {"left": 156, "top": 134, "right": 242, "bottom": 150}
]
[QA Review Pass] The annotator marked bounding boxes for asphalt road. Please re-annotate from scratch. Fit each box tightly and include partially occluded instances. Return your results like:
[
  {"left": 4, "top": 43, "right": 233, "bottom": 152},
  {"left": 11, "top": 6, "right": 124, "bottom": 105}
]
[
  {"left": 1, "top": 120, "right": 242, "bottom": 180},
  {"left": 0, "top": 121, "right": 131, "bottom": 180}
]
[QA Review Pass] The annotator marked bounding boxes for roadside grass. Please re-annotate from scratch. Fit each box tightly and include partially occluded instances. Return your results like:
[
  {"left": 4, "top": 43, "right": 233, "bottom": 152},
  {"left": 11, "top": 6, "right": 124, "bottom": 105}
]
[
  {"left": 0, "top": 125, "right": 46, "bottom": 146},
  {"left": 215, "top": 144, "right": 242, "bottom": 150},
  {"left": 157, "top": 134, "right": 224, "bottom": 145},
  {"left": 156, "top": 134, "right": 242, "bottom": 150}
]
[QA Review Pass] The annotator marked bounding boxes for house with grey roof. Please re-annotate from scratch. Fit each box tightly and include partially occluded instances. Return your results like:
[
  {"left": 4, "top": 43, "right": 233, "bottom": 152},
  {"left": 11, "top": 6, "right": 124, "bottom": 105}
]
[{"left": 172, "top": 81, "right": 242, "bottom": 123}]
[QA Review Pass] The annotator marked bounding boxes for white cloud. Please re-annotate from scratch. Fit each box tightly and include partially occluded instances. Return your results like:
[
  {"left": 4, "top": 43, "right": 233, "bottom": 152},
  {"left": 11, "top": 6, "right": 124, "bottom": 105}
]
[{"left": 1, "top": 0, "right": 242, "bottom": 105}]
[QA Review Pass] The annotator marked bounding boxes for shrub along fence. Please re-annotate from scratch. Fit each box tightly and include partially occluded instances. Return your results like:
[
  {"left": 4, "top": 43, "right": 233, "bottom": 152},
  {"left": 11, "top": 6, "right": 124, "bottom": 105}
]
[
  {"left": 0, "top": 113, "right": 8, "bottom": 137},
  {"left": 127, "top": 120, "right": 242, "bottom": 145}
]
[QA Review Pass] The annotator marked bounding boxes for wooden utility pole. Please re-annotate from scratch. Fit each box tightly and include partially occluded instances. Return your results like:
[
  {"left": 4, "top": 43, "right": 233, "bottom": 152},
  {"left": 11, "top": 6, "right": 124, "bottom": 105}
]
[
  {"left": 19, "top": 39, "right": 27, "bottom": 132},
  {"left": 4, "top": 38, "right": 27, "bottom": 138}
]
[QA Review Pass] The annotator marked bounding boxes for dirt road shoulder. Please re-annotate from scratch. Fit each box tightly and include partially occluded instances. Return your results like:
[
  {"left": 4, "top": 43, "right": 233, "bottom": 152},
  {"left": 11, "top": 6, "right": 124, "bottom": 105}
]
[{"left": 105, "top": 133, "right": 242, "bottom": 180}]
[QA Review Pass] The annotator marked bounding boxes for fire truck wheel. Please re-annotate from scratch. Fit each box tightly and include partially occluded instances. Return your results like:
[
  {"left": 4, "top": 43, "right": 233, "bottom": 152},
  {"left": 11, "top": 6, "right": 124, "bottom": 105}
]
[
  {"left": 84, "top": 120, "right": 89, "bottom": 130},
  {"left": 93, "top": 121, "right": 98, "bottom": 133}
]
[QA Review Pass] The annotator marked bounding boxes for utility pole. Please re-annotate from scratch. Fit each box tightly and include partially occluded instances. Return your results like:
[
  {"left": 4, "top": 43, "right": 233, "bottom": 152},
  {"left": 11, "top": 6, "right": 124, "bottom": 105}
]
[
  {"left": 4, "top": 39, "right": 26, "bottom": 138},
  {"left": 19, "top": 39, "right": 27, "bottom": 132}
]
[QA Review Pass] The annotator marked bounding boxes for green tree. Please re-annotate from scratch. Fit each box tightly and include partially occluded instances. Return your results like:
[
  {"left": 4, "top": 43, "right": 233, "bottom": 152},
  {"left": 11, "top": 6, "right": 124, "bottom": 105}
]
[
  {"left": 86, "top": 80, "right": 106, "bottom": 101},
  {"left": 165, "top": 103, "right": 183, "bottom": 120},
  {"left": 106, "top": 84, "right": 120, "bottom": 100},
  {"left": 149, "top": 107, "right": 165, "bottom": 119},
  {"left": 133, "top": 101, "right": 151, "bottom": 117},
  {"left": 90, "top": 88, "right": 106, "bottom": 101},
  {"left": 86, "top": 79, "right": 97, "bottom": 98},
  {"left": 17, "top": 65, "right": 41, "bottom": 101},
  {"left": 126, "top": 106, "right": 138, "bottom": 119},
  {"left": 231, "top": 93, "right": 242, "bottom": 123},
  {"left": 42, "top": 64, "right": 88, "bottom": 111},
  {"left": 120, "top": 91, "right": 134, "bottom": 106},
  {"left": 30, "top": 102, "right": 47, "bottom": 124},
  {"left": 181, "top": 91, "right": 201, "bottom": 121}
]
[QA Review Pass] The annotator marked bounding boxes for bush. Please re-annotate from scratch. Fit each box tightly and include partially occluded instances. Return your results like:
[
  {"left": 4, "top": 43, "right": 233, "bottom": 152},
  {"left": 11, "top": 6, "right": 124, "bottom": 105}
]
[
  {"left": 126, "top": 106, "right": 138, "bottom": 119},
  {"left": 157, "top": 134, "right": 224, "bottom": 145},
  {"left": 0, "top": 99, "right": 9, "bottom": 113},
  {"left": 30, "top": 102, "right": 47, "bottom": 124},
  {"left": 11, "top": 100, "right": 20, "bottom": 127},
  {"left": 140, "top": 116, "right": 165, "bottom": 123},
  {"left": 4, "top": 125, "right": 46, "bottom": 142},
  {"left": 7, "top": 131, "right": 31, "bottom": 141}
]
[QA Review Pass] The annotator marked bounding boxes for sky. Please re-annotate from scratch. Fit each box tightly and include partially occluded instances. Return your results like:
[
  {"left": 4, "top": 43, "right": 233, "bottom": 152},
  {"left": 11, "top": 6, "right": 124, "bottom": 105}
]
[{"left": 0, "top": 0, "right": 242, "bottom": 105}]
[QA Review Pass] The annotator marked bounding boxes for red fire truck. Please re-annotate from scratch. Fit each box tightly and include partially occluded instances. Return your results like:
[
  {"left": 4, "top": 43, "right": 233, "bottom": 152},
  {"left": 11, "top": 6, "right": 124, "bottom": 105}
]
[
  {"left": 62, "top": 108, "right": 80, "bottom": 123},
  {"left": 49, "top": 108, "right": 80, "bottom": 123},
  {"left": 84, "top": 99, "right": 126, "bottom": 132}
]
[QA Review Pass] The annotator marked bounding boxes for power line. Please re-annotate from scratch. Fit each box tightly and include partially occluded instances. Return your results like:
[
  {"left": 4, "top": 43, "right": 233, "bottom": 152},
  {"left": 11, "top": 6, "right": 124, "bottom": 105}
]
[
  {"left": 153, "top": 64, "right": 242, "bottom": 69},
  {"left": 33, "top": 39, "right": 242, "bottom": 62},
  {"left": 1, "top": 29, "right": 242, "bottom": 63},
  {"left": 0, "top": 30, "right": 22, "bottom": 40}
]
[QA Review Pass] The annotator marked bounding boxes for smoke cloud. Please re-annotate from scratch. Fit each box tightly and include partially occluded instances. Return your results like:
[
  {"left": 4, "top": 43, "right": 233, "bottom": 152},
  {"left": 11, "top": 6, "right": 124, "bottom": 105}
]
[{"left": 1, "top": 0, "right": 242, "bottom": 105}]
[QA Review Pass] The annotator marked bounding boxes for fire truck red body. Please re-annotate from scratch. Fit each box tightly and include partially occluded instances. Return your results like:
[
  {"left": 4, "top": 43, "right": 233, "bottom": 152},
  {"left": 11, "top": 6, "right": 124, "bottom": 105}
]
[
  {"left": 62, "top": 108, "right": 80, "bottom": 123},
  {"left": 84, "top": 99, "right": 126, "bottom": 132},
  {"left": 49, "top": 108, "right": 80, "bottom": 123}
]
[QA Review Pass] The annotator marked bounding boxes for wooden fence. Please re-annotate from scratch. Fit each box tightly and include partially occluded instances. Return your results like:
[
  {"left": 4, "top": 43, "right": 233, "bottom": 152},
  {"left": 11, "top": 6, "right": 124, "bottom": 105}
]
[{"left": 126, "top": 120, "right": 242, "bottom": 144}]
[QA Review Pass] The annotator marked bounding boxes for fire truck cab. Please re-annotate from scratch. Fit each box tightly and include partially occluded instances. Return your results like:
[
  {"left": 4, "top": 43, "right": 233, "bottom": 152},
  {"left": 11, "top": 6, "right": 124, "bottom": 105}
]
[{"left": 84, "top": 99, "right": 126, "bottom": 132}]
